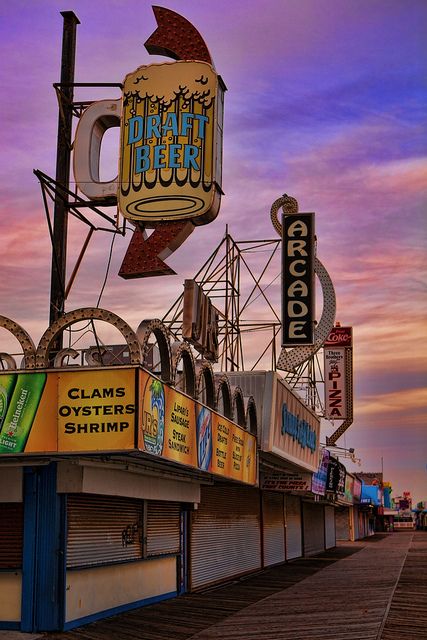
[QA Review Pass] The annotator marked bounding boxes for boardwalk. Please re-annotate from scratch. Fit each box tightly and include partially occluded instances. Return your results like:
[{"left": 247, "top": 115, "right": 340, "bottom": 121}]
[{"left": 3, "top": 532, "right": 425, "bottom": 640}]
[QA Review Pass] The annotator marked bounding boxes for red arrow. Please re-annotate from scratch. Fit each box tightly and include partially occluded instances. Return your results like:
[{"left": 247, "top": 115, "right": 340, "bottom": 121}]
[{"left": 118, "top": 6, "right": 213, "bottom": 279}]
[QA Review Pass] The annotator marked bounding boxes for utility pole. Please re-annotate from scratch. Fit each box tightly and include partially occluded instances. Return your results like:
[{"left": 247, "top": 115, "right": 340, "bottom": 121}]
[{"left": 49, "top": 11, "right": 80, "bottom": 349}]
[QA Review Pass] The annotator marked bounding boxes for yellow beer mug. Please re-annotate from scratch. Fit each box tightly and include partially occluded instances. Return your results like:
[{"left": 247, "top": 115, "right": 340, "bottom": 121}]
[{"left": 119, "top": 60, "right": 224, "bottom": 225}]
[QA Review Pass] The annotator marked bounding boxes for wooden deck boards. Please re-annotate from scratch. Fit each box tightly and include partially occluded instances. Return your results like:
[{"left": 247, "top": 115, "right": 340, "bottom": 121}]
[{"left": 45, "top": 532, "right": 427, "bottom": 640}]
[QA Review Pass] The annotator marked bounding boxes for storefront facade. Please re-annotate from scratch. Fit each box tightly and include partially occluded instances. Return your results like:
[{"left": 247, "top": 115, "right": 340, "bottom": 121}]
[
  {"left": 228, "top": 371, "right": 323, "bottom": 564},
  {"left": 0, "top": 356, "right": 258, "bottom": 631}
]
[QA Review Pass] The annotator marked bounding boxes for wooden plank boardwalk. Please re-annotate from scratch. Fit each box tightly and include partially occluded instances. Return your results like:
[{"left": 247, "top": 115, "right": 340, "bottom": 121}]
[
  {"left": 44, "top": 532, "right": 426, "bottom": 640},
  {"left": 380, "top": 531, "right": 427, "bottom": 639}
]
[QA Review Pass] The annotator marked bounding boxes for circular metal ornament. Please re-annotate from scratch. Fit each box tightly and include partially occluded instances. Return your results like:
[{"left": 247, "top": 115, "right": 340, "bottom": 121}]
[
  {"left": 35, "top": 308, "right": 142, "bottom": 368},
  {"left": 0, "top": 315, "right": 36, "bottom": 369}
]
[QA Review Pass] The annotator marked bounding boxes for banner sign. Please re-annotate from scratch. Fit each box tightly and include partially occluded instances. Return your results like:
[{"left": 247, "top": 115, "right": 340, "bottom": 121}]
[
  {"left": 0, "top": 368, "right": 257, "bottom": 486},
  {"left": 311, "top": 449, "right": 330, "bottom": 496},
  {"left": 261, "top": 472, "right": 311, "bottom": 492},
  {"left": 138, "top": 369, "right": 257, "bottom": 484},
  {"left": 324, "top": 347, "right": 347, "bottom": 419},
  {"left": 344, "top": 474, "right": 354, "bottom": 503},
  {"left": 326, "top": 457, "right": 346, "bottom": 494},
  {"left": 282, "top": 212, "right": 315, "bottom": 346}
]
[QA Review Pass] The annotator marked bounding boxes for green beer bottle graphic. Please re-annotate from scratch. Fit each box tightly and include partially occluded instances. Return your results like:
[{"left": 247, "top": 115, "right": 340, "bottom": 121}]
[
  {"left": 0, "top": 372, "right": 46, "bottom": 454},
  {"left": 0, "top": 373, "right": 17, "bottom": 431}
]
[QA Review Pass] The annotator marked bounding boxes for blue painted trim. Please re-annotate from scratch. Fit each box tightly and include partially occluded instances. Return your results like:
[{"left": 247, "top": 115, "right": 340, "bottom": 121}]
[
  {"left": 63, "top": 590, "right": 177, "bottom": 631},
  {"left": 21, "top": 467, "right": 38, "bottom": 632},
  {"left": 34, "top": 462, "right": 64, "bottom": 631},
  {"left": 0, "top": 621, "right": 20, "bottom": 630}
]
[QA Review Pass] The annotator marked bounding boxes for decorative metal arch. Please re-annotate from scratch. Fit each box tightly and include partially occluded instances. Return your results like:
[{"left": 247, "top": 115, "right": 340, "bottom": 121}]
[
  {"left": 0, "top": 315, "right": 36, "bottom": 369},
  {"left": 245, "top": 396, "right": 258, "bottom": 435},
  {"left": 136, "top": 319, "right": 172, "bottom": 383},
  {"left": 35, "top": 307, "right": 141, "bottom": 368},
  {"left": 195, "top": 360, "right": 215, "bottom": 408},
  {"left": 232, "top": 386, "right": 246, "bottom": 428},
  {"left": 215, "top": 374, "right": 233, "bottom": 420},
  {"left": 171, "top": 341, "right": 196, "bottom": 398}
]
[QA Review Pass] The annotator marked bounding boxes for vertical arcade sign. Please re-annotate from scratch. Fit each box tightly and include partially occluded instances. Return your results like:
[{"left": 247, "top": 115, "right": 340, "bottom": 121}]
[
  {"left": 282, "top": 213, "right": 315, "bottom": 346},
  {"left": 324, "top": 326, "right": 352, "bottom": 420}
]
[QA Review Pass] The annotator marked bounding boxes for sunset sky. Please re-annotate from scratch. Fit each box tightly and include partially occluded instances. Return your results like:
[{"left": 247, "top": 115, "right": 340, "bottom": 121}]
[{"left": 0, "top": 0, "right": 426, "bottom": 503}]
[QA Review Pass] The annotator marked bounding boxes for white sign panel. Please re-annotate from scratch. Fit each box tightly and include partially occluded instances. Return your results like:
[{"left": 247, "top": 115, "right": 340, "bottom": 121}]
[
  {"left": 324, "top": 348, "right": 347, "bottom": 419},
  {"left": 261, "top": 472, "right": 311, "bottom": 492}
]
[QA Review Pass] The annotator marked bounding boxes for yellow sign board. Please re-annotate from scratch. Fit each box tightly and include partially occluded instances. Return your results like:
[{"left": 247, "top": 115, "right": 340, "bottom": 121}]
[
  {"left": 138, "top": 370, "right": 256, "bottom": 484},
  {"left": 57, "top": 369, "right": 136, "bottom": 452},
  {"left": 0, "top": 369, "right": 257, "bottom": 486},
  {"left": 0, "top": 369, "right": 136, "bottom": 455}
]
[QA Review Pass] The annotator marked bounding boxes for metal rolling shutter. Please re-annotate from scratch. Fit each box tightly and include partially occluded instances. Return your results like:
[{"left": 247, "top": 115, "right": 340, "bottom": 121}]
[
  {"left": 335, "top": 506, "right": 350, "bottom": 540},
  {"left": 285, "top": 495, "right": 302, "bottom": 560},
  {"left": 262, "top": 492, "right": 285, "bottom": 566},
  {"left": 0, "top": 502, "right": 23, "bottom": 568},
  {"left": 190, "top": 485, "right": 261, "bottom": 590},
  {"left": 302, "top": 502, "right": 325, "bottom": 556},
  {"left": 353, "top": 507, "right": 359, "bottom": 540},
  {"left": 146, "top": 501, "right": 181, "bottom": 556},
  {"left": 67, "top": 494, "right": 143, "bottom": 568},
  {"left": 325, "top": 506, "right": 336, "bottom": 549},
  {"left": 358, "top": 511, "right": 366, "bottom": 538}
]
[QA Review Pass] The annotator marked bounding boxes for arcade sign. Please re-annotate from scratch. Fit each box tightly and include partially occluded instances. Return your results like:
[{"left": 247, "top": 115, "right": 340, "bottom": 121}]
[{"left": 282, "top": 213, "right": 315, "bottom": 346}]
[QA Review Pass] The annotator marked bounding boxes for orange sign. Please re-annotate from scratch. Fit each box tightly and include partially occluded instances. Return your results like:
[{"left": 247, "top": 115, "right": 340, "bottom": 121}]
[{"left": 138, "top": 369, "right": 257, "bottom": 485}]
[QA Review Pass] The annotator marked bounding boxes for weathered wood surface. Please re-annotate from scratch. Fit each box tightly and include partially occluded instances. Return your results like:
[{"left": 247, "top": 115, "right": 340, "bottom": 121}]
[
  {"left": 380, "top": 531, "right": 427, "bottom": 640},
  {"left": 45, "top": 532, "right": 426, "bottom": 640}
]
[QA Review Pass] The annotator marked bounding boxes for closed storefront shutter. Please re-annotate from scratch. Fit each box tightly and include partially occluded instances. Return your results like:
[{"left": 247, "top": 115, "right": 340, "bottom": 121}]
[
  {"left": 302, "top": 502, "right": 325, "bottom": 556},
  {"left": 285, "top": 495, "right": 302, "bottom": 560},
  {"left": 146, "top": 501, "right": 181, "bottom": 557},
  {"left": 262, "top": 492, "right": 285, "bottom": 567},
  {"left": 0, "top": 503, "right": 23, "bottom": 568},
  {"left": 335, "top": 506, "right": 350, "bottom": 540},
  {"left": 67, "top": 494, "right": 143, "bottom": 568},
  {"left": 358, "top": 511, "right": 366, "bottom": 538},
  {"left": 353, "top": 507, "right": 359, "bottom": 539},
  {"left": 190, "top": 485, "right": 261, "bottom": 590},
  {"left": 324, "top": 506, "right": 336, "bottom": 549}
]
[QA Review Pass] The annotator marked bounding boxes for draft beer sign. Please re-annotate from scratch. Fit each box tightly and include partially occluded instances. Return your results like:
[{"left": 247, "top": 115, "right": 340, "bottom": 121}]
[
  {"left": 120, "top": 61, "right": 224, "bottom": 224},
  {"left": 282, "top": 213, "right": 315, "bottom": 346},
  {"left": 74, "top": 60, "right": 225, "bottom": 226}
]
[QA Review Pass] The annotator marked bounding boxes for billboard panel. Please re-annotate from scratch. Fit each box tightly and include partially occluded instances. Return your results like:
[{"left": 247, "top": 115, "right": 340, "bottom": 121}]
[
  {"left": 0, "top": 368, "right": 257, "bottom": 486},
  {"left": 57, "top": 368, "right": 136, "bottom": 452},
  {"left": 138, "top": 369, "right": 257, "bottom": 484},
  {"left": 0, "top": 369, "right": 137, "bottom": 455}
]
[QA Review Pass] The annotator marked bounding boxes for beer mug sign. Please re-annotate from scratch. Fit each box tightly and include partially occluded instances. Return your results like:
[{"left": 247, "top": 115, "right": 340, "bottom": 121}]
[
  {"left": 120, "top": 61, "right": 224, "bottom": 225},
  {"left": 73, "top": 60, "right": 225, "bottom": 226}
]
